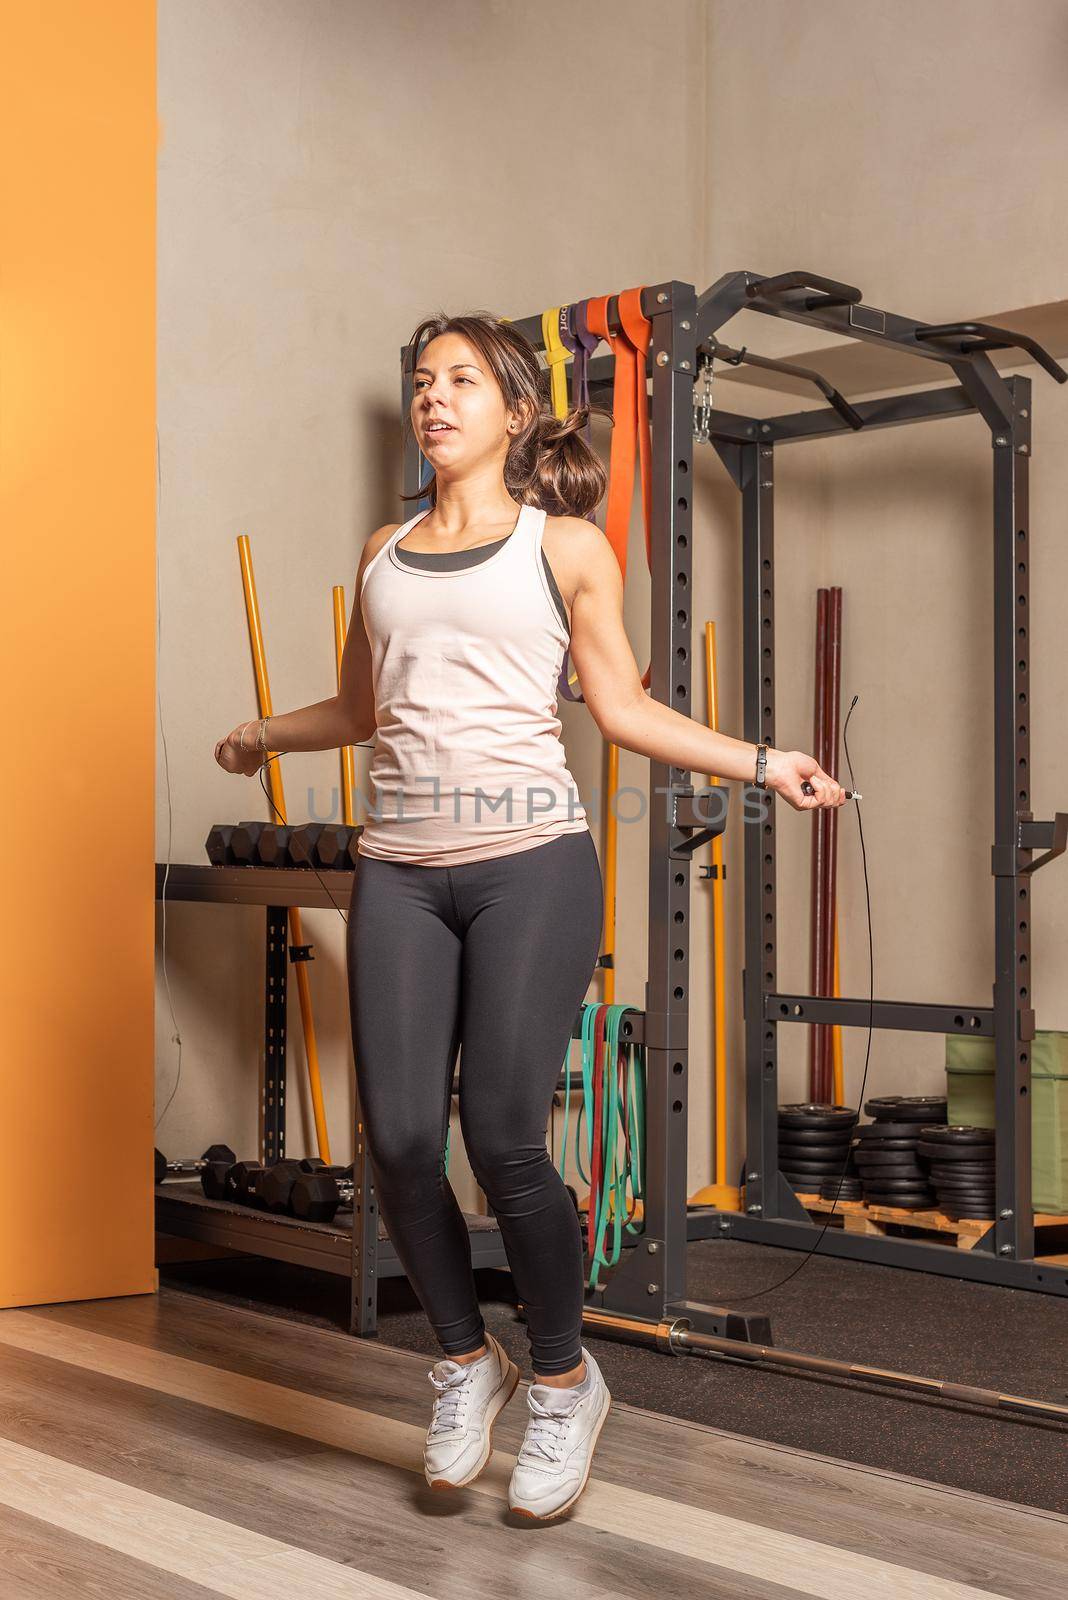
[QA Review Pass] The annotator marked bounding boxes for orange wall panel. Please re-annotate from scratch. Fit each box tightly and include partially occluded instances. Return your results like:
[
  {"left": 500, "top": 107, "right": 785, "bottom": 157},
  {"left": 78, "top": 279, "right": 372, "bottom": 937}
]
[{"left": 0, "top": 3, "right": 157, "bottom": 1304}]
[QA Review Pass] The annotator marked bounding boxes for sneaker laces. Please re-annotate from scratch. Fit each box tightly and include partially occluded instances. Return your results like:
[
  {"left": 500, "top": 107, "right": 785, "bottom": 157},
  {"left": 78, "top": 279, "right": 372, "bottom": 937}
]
[
  {"left": 427, "top": 1362, "right": 473, "bottom": 1436},
  {"left": 517, "top": 1391, "right": 581, "bottom": 1463}
]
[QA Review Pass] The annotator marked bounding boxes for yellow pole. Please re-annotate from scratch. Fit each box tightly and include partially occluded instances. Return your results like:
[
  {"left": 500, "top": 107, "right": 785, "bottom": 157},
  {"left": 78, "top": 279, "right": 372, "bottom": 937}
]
[
  {"left": 237, "top": 535, "right": 332, "bottom": 1165},
  {"left": 690, "top": 621, "right": 741, "bottom": 1210},
  {"left": 332, "top": 586, "right": 356, "bottom": 827}
]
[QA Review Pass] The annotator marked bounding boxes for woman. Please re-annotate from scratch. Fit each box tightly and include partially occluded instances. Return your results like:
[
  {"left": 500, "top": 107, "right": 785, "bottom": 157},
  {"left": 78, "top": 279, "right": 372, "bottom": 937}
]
[{"left": 215, "top": 311, "right": 844, "bottom": 1521}]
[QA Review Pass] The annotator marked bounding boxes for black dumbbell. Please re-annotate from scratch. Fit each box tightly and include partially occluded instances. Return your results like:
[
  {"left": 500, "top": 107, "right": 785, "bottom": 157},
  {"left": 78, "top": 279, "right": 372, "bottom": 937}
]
[
  {"left": 316, "top": 825, "right": 360, "bottom": 869},
  {"left": 287, "top": 824, "right": 325, "bottom": 868},
  {"left": 290, "top": 1166, "right": 356, "bottom": 1223},
  {"left": 205, "top": 825, "right": 235, "bottom": 865},
  {"left": 253, "top": 1156, "right": 350, "bottom": 1213},
  {"left": 201, "top": 1153, "right": 350, "bottom": 1208},
  {"left": 201, "top": 1159, "right": 237, "bottom": 1199},
  {"left": 256, "top": 823, "right": 292, "bottom": 866},
  {"left": 230, "top": 820, "right": 268, "bottom": 865},
  {"left": 155, "top": 1143, "right": 236, "bottom": 1185},
  {"left": 223, "top": 1160, "right": 266, "bottom": 1205},
  {"left": 257, "top": 1158, "right": 350, "bottom": 1213},
  {"left": 257, "top": 1159, "right": 306, "bottom": 1214},
  {"left": 200, "top": 1155, "right": 277, "bottom": 1204}
]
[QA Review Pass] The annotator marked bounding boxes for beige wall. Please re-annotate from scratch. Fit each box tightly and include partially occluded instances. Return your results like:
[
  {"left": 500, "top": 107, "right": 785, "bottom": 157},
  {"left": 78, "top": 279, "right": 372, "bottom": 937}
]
[
  {"left": 158, "top": 0, "right": 1068, "bottom": 1205},
  {"left": 699, "top": 0, "right": 1068, "bottom": 1176}
]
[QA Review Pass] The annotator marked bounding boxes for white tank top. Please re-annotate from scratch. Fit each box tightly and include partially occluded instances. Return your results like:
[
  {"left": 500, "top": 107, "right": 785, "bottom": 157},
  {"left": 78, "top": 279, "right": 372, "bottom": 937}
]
[{"left": 357, "top": 500, "right": 589, "bottom": 866}]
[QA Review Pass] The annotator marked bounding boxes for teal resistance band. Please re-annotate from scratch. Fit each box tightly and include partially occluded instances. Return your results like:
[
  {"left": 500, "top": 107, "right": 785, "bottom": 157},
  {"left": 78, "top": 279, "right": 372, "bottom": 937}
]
[
  {"left": 557, "top": 1002, "right": 646, "bottom": 1289},
  {"left": 556, "top": 1000, "right": 599, "bottom": 1191}
]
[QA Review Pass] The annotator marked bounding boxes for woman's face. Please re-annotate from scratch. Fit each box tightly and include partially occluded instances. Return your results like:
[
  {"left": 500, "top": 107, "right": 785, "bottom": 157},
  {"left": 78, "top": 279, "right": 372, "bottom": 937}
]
[{"left": 411, "top": 331, "right": 520, "bottom": 478}]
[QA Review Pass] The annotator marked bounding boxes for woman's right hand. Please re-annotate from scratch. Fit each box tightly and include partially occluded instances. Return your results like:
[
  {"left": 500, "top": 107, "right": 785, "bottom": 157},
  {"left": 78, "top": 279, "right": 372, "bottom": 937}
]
[{"left": 214, "top": 721, "right": 265, "bottom": 778}]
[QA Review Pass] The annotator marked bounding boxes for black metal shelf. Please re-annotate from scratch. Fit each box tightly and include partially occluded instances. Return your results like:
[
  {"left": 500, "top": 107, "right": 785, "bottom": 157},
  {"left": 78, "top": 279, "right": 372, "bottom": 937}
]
[
  {"left": 155, "top": 1181, "right": 506, "bottom": 1281},
  {"left": 156, "top": 861, "right": 356, "bottom": 910}
]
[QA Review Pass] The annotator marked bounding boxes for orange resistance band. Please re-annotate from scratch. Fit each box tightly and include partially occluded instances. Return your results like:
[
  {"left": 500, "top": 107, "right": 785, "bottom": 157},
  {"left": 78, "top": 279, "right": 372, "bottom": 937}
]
[{"left": 585, "top": 288, "right": 653, "bottom": 690}]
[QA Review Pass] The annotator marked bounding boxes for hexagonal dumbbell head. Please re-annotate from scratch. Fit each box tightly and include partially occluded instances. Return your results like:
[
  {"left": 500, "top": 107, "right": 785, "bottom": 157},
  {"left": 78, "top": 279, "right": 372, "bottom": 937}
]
[
  {"left": 202, "top": 1143, "right": 237, "bottom": 1166},
  {"left": 316, "top": 825, "right": 358, "bottom": 869},
  {"left": 205, "top": 824, "right": 235, "bottom": 865},
  {"left": 290, "top": 1171, "right": 343, "bottom": 1223},
  {"left": 258, "top": 1159, "right": 304, "bottom": 1214},
  {"left": 201, "top": 1159, "right": 235, "bottom": 1200},
  {"left": 288, "top": 824, "right": 325, "bottom": 867},
  {"left": 225, "top": 1160, "right": 264, "bottom": 1204},
  {"left": 256, "top": 824, "right": 292, "bottom": 866},
  {"left": 230, "top": 821, "right": 267, "bottom": 865}
]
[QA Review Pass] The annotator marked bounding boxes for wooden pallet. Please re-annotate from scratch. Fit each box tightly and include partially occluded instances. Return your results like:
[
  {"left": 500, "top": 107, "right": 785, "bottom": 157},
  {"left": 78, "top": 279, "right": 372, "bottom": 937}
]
[{"left": 795, "top": 1191, "right": 1067, "bottom": 1251}]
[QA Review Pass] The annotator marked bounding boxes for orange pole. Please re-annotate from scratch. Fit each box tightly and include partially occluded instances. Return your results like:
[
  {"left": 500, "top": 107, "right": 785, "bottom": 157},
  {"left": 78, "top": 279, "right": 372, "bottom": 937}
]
[
  {"left": 690, "top": 621, "right": 740, "bottom": 1210},
  {"left": 332, "top": 586, "right": 356, "bottom": 827},
  {"left": 237, "top": 535, "right": 332, "bottom": 1164}
]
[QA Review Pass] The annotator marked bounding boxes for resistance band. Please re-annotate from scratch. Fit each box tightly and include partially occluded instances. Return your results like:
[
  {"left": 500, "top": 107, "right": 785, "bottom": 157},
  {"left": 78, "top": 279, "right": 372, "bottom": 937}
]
[
  {"left": 556, "top": 1001, "right": 646, "bottom": 1290},
  {"left": 541, "top": 306, "right": 571, "bottom": 420},
  {"left": 558, "top": 300, "right": 601, "bottom": 454}
]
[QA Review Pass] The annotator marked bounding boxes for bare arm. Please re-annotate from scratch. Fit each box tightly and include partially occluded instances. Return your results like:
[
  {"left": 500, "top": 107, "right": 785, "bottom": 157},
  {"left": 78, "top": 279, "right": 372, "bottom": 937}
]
[
  {"left": 564, "top": 519, "right": 844, "bottom": 811},
  {"left": 334, "top": 526, "right": 391, "bottom": 745},
  {"left": 214, "top": 524, "right": 393, "bottom": 776}
]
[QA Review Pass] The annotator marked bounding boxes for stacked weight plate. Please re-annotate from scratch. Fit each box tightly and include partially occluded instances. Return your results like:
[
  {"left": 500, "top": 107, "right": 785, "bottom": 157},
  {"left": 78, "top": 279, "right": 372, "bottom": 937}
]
[
  {"left": 916, "top": 1125, "right": 996, "bottom": 1219},
  {"left": 852, "top": 1095, "right": 948, "bottom": 1210},
  {"left": 777, "top": 1104, "right": 859, "bottom": 1195}
]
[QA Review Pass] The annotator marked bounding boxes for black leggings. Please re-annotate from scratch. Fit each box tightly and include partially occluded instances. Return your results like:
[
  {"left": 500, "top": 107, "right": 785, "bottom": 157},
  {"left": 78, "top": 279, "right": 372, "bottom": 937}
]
[{"left": 346, "top": 828, "right": 603, "bottom": 1375}]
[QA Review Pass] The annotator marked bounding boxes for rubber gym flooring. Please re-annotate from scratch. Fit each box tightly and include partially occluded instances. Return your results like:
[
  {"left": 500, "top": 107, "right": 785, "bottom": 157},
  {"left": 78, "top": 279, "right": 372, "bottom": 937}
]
[
  {"left": 157, "top": 1234, "right": 1068, "bottom": 1518},
  {"left": 0, "top": 1284, "right": 1063, "bottom": 1599}
]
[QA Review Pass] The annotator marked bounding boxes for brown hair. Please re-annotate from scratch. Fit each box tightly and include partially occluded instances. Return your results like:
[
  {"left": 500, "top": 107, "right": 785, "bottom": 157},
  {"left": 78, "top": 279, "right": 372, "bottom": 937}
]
[{"left": 400, "top": 310, "right": 608, "bottom": 518}]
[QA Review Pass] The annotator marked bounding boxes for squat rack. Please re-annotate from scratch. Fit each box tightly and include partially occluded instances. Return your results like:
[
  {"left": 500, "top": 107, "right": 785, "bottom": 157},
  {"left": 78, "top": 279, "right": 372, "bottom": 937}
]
[{"left": 392, "top": 273, "right": 1068, "bottom": 1361}]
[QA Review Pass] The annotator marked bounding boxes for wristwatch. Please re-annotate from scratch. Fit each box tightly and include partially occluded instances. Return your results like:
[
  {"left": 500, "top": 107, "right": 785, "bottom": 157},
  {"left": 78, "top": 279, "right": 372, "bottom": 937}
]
[{"left": 754, "top": 744, "right": 768, "bottom": 789}]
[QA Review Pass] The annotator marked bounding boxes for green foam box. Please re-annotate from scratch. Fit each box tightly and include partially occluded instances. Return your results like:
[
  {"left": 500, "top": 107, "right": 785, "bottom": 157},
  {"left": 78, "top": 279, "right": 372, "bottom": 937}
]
[{"left": 944, "top": 1031, "right": 1068, "bottom": 1214}]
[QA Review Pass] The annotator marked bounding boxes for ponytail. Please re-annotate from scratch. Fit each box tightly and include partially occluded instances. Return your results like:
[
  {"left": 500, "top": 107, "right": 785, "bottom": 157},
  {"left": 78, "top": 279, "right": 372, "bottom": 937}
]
[{"left": 511, "top": 402, "right": 608, "bottom": 518}]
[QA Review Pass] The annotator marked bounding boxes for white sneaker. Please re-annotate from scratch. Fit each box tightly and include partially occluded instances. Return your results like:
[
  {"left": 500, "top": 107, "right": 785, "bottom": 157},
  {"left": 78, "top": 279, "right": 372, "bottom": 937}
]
[
  {"left": 423, "top": 1330, "right": 520, "bottom": 1490},
  {"left": 507, "top": 1347, "right": 612, "bottom": 1521}
]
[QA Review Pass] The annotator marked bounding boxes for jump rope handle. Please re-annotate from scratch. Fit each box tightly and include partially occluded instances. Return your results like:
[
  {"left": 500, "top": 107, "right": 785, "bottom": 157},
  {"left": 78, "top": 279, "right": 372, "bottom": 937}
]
[{"left": 801, "top": 780, "right": 862, "bottom": 801}]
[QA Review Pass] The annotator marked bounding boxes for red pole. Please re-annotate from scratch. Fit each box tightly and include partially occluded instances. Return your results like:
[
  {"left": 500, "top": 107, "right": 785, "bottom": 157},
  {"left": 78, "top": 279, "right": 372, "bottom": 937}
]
[
  {"left": 809, "top": 590, "right": 829, "bottom": 1100},
  {"left": 818, "top": 588, "right": 843, "bottom": 1102}
]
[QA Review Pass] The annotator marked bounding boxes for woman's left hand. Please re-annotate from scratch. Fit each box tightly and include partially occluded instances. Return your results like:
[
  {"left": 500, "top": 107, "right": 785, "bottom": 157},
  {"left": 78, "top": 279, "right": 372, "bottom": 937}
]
[{"left": 765, "top": 748, "right": 845, "bottom": 811}]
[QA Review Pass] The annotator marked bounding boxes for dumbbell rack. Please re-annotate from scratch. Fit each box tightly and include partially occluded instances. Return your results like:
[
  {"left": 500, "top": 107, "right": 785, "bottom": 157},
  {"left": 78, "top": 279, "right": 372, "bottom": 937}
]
[{"left": 153, "top": 861, "right": 511, "bottom": 1334}]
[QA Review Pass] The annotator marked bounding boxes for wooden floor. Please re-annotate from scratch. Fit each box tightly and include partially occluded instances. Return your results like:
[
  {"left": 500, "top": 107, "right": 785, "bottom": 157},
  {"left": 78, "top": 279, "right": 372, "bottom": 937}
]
[{"left": 0, "top": 1290, "right": 1063, "bottom": 1599}]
